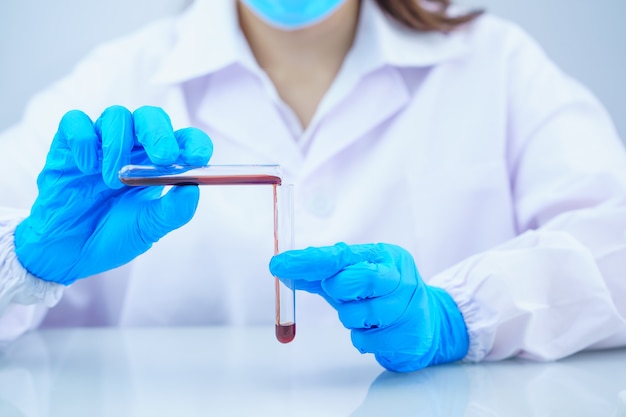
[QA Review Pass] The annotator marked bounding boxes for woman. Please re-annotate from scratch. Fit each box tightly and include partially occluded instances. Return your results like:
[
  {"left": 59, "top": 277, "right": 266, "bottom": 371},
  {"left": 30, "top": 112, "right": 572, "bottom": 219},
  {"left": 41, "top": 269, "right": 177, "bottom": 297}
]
[{"left": 0, "top": 0, "right": 625, "bottom": 372}]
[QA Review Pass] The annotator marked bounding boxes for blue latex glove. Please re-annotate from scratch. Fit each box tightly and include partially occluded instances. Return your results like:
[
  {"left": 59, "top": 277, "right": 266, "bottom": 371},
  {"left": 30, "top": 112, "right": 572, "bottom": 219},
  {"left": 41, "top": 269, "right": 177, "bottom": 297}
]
[
  {"left": 269, "top": 242, "right": 469, "bottom": 372},
  {"left": 15, "top": 105, "right": 213, "bottom": 285}
]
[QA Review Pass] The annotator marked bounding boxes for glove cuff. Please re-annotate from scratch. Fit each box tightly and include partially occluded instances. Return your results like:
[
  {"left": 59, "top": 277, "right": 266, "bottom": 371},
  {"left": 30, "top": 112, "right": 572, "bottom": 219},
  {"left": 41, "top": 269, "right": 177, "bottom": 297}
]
[{"left": 427, "top": 286, "right": 470, "bottom": 366}]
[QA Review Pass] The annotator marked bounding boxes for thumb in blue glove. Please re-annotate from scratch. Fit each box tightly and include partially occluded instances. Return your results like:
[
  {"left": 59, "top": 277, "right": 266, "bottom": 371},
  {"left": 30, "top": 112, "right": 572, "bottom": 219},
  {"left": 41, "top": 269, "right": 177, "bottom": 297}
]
[
  {"left": 269, "top": 242, "right": 469, "bottom": 372},
  {"left": 15, "top": 105, "right": 213, "bottom": 285}
]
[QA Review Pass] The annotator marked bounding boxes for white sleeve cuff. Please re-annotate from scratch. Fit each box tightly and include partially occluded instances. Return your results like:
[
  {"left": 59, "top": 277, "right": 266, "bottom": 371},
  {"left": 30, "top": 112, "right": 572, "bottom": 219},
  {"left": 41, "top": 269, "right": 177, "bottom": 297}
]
[
  {"left": 0, "top": 213, "right": 64, "bottom": 315},
  {"left": 428, "top": 254, "right": 496, "bottom": 363}
]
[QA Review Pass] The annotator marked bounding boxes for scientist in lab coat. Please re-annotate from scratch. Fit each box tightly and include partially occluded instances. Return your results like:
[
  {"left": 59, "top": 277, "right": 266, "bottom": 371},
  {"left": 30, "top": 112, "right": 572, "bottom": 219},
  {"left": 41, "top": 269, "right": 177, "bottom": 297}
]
[{"left": 0, "top": 0, "right": 625, "bottom": 372}]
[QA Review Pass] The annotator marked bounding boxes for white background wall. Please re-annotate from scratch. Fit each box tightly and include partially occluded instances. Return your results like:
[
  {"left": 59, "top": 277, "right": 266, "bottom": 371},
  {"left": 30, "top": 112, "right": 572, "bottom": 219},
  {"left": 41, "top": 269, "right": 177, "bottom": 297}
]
[
  {"left": 0, "top": 0, "right": 190, "bottom": 130},
  {"left": 0, "top": 0, "right": 624, "bottom": 138}
]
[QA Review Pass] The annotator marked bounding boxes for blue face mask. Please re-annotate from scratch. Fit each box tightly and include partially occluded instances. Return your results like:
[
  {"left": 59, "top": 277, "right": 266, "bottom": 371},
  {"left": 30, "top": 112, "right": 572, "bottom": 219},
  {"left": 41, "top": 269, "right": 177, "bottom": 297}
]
[{"left": 240, "top": 0, "right": 348, "bottom": 30}]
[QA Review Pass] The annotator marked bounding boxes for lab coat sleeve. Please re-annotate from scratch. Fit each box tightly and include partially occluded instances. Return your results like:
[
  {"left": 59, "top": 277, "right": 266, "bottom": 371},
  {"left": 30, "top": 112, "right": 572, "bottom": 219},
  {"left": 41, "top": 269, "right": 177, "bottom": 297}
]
[
  {"left": 0, "top": 210, "right": 63, "bottom": 343},
  {"left": 429, "top": 24, "right": 626, "bottom": 362}
]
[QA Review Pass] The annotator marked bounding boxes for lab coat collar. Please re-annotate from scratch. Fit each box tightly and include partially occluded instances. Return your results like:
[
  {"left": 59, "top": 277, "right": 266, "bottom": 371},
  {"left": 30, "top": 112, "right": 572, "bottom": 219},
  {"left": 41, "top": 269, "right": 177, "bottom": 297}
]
[
  {"left": 354, "top": 0, "right": 471, "bottom": 70},
  {"left": 298, "top": 1, "right": 471, "bottom": 176},
  {"left": 151, "top": 0, "right": 470, "bottom": 85}
]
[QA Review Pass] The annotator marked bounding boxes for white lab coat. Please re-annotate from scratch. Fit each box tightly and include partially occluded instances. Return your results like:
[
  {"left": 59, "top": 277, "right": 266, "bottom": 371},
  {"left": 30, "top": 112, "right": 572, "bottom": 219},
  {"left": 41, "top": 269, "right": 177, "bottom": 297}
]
[{"left": 0, "top": 0, "right": 625, "bottom": 362}]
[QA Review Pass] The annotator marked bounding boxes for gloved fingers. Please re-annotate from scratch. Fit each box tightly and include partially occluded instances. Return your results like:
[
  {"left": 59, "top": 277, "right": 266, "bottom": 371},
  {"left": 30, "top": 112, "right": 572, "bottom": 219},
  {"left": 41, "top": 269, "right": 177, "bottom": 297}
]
[
  {"left": 96, "top": 106, "right": 135, "bottom": 189},
  {"left": 56, "top": 110, "right": 101, "bottom": 175},
  {"left": 350, "top": 327, "right": 421, "bottom": 360},
  {"left": 351, "top": 327, "right": 390, "bottom": 355},
  {"left": 350, "top": 299, "right": 432, "bottom": 352},
  {"left": 335, "top": 295, "right": 409, "bottom": 329},
  {"left": 320, "top": 261, "right": 400, "bottom": 302},
  {"left": 133, "top": 106, "right": 180, "bottom": 165},
  {"left": 280, "top": 275, "right": 341, "bottom": 310},
  {"left": 374, "top": 351, "right": 434, "bottom": 373},
  {"left": 269, "top": 242, "right": 382, "bottom": 282},
  {"left": 174, "top": 127, "right": 214, "bottom": 166},
  {"left": 135, "top": 185, "right": 200, "bottom": 244},
  {"left": 291, "top": 279, "right": 324, "bottom": 294}
]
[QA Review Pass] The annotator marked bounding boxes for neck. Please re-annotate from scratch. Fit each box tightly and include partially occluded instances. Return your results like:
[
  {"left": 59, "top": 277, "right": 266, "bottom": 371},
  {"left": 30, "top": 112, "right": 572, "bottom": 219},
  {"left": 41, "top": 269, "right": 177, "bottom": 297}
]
[
  {"left": 238, "top": 0, "right": 360, "bottom": 129},
  {"left": 238, "top": 1, "right": 359, "bottom": 73}
]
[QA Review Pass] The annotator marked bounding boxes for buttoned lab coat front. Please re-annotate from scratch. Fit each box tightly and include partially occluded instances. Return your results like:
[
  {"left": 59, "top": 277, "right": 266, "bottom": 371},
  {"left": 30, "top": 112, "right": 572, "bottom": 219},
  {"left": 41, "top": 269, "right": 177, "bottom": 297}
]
[{"left": 1, "top": 0, "right": 625, "bottom": 362}]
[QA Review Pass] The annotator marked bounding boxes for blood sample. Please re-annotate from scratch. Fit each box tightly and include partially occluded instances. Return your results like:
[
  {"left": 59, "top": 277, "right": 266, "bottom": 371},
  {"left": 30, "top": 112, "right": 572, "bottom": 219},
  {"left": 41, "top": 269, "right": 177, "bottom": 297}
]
[
  {"left": 275, "top": 322, "right": 296, "bottom": 344},
  {"left": 119, "top": 164, "right": 296, "bottom": 343},
  {"left": 118, "top": 164, "right": 282, "bottom": 186}
]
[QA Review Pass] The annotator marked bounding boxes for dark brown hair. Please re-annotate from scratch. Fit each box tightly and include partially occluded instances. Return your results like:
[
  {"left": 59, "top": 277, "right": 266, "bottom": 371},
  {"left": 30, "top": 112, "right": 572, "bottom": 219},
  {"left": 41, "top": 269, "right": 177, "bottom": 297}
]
[{"left": 375, "top": 0, "right": 483, "bottom": 32}]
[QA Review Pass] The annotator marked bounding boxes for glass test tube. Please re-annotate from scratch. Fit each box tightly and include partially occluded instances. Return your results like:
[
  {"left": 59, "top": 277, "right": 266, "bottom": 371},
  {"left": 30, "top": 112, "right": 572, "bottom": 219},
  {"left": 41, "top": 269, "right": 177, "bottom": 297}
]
[
  {"left": 118, "top": 164, "right": 296, "bottom": 343},
  {"left": 118, "top": 164, "right": 282, "bottom": 186},
  {"left": 274, "top": 183, "right": 296, "bottom": 343}
]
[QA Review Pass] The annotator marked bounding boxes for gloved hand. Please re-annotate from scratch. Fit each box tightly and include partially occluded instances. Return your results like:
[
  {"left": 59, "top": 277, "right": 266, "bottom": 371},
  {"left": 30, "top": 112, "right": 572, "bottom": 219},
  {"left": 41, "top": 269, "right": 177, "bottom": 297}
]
[
  {"left": 14, "top": 105, "right": 213, "bottom": 285},
  {"left": 269, "top": 242, "right": 469, "bottom": 372}
]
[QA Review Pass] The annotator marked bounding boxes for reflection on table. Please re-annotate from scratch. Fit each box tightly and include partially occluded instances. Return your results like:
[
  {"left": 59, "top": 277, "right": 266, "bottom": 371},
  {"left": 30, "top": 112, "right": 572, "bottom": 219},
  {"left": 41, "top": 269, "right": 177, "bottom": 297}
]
[{"left": 0, "top": 325, "right": 625, "bottom": 417}]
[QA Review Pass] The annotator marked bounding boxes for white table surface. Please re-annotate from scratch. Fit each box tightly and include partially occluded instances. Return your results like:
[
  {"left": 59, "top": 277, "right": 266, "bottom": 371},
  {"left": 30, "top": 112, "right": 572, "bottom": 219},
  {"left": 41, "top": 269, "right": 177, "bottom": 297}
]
[{"left": 1, "top": 325, "right": 625, "bottom": 417}]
